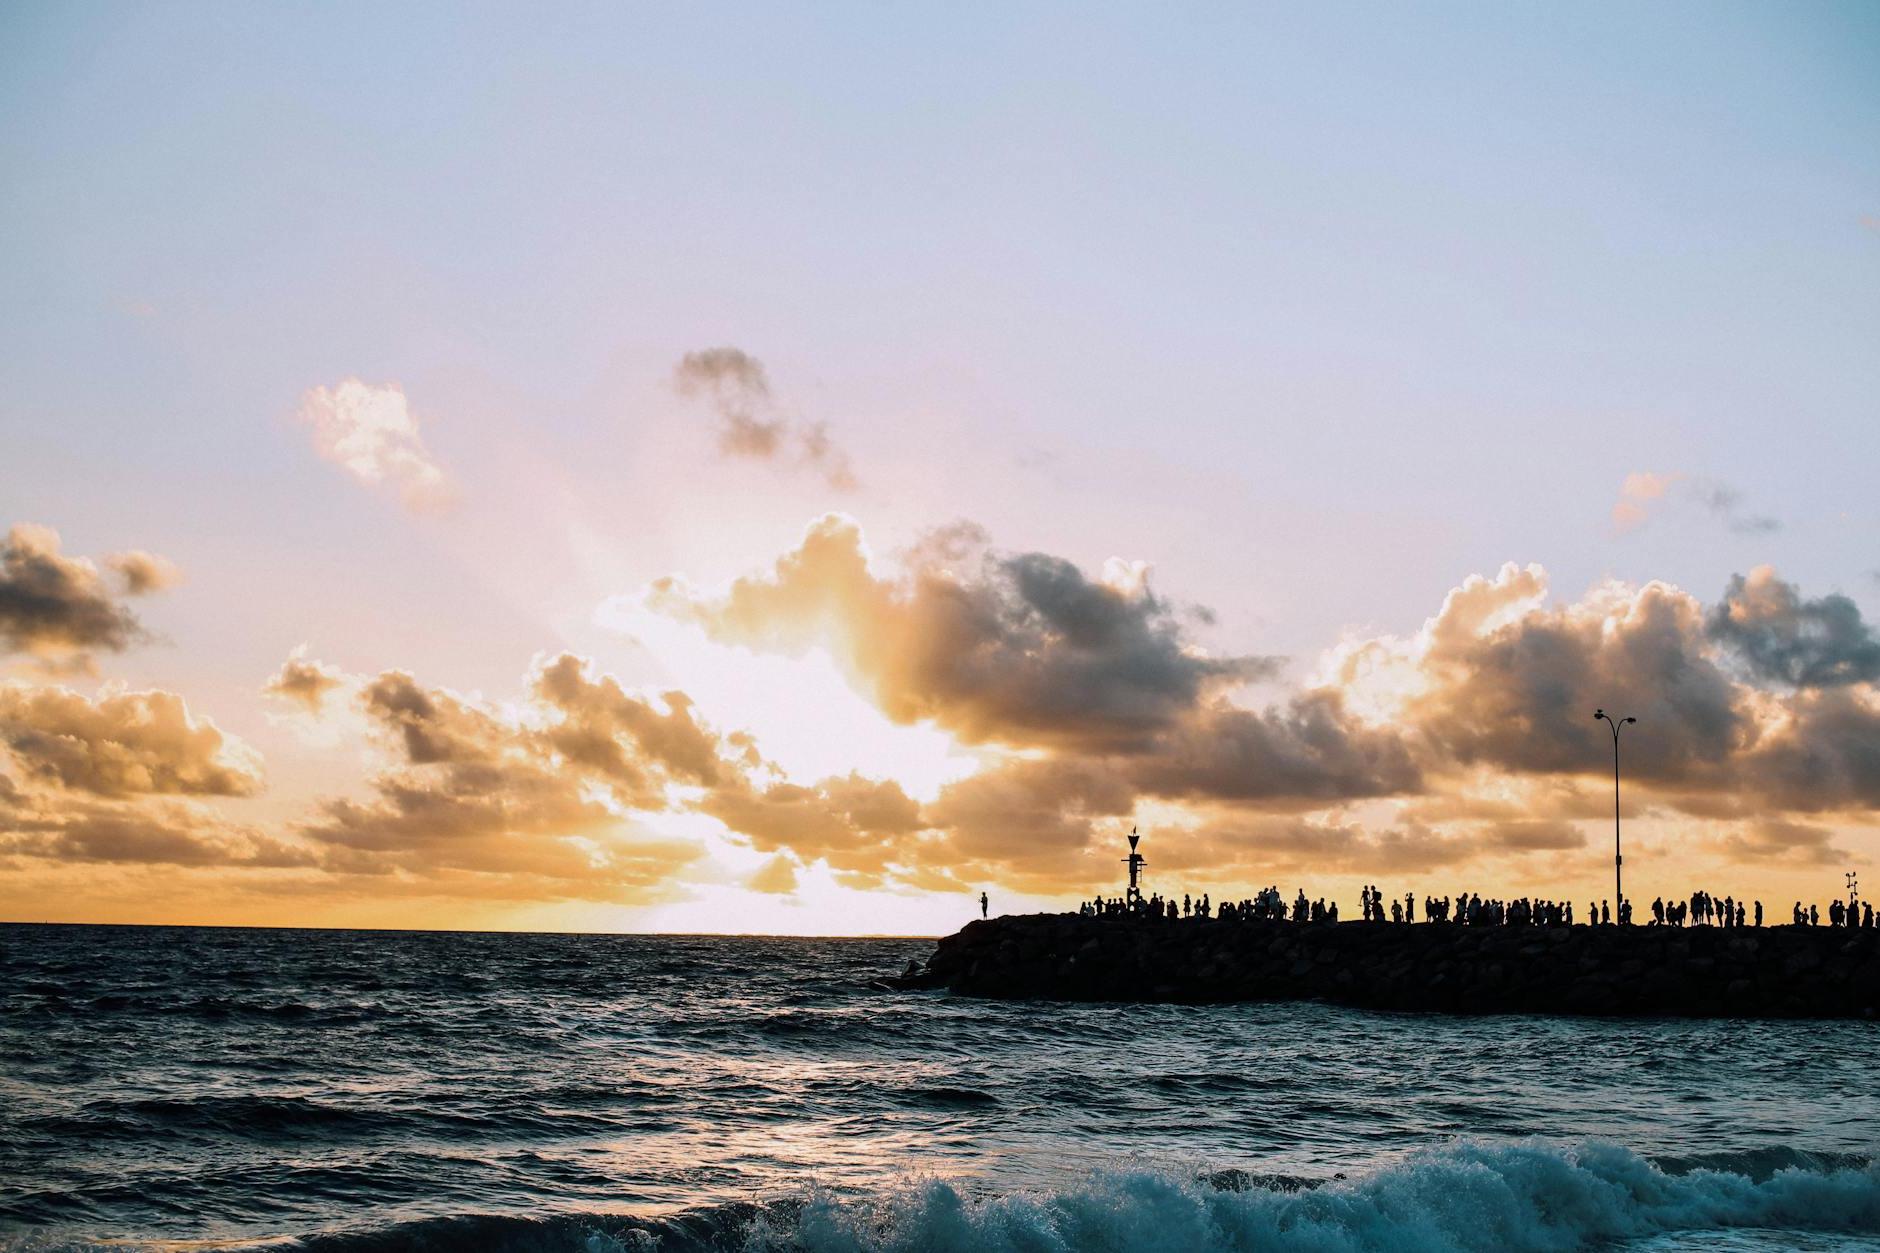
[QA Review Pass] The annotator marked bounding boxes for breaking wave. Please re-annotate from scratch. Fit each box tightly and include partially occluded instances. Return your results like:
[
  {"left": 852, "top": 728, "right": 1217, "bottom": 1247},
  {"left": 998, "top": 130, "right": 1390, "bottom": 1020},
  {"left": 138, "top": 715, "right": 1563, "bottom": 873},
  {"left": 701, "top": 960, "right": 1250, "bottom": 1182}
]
[{"left": 18, "top": 1140, "right": 1864, "bottom": 1253}]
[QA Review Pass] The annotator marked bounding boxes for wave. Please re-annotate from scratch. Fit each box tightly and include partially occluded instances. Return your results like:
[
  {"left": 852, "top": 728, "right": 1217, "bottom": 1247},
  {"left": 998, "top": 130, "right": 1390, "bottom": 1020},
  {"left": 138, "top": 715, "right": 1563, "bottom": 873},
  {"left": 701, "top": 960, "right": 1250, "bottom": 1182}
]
[
  {"left": 16, "top": 1092, "right": 627, "bottom": 1146},
  {"left": 34, "top": 1139, "right": 1856, "bottom": 1253},
  {"left": 741, "top": 1142, "right": 1879, "bottom": 1252}
]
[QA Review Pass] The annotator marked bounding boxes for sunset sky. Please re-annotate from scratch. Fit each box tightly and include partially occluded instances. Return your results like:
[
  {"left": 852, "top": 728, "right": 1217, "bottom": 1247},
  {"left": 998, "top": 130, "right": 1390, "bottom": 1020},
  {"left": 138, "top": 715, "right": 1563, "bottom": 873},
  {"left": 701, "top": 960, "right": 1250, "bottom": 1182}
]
[{"left": 3, "top": 4, "right": 1877, "bottom": 933}]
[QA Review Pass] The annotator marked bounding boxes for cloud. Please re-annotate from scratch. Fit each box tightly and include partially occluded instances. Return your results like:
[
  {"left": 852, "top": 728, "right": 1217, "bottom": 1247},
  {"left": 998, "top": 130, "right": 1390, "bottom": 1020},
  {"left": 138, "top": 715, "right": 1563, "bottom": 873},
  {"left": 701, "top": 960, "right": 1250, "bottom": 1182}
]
[
  {"left": 264, "top": 646, "right": 348, "bottom": 713},
  {"left": 1610, "top": 473, "right": 1778, "bottom": 537},
  {"left": 1329, "top": 562, "right": 1880, "bottom": 818},
  {"left": 1125, "top": 693, "right": 1421, "bottom": 806},
  {"left": 700, "top": 771, "right": 927, "bottom": 876},
  {"left": 1480, "top": 819, "right": 1586, "bottom": 851},
  {"left": 922, "top": 757, "right": 1134, "bottom": 887},
  {"left": 0, "top": 524, "right": 173, "bottom": 664},
  {"left": 1692, "top": 481, "right": 1780, "bottom": 536},
  {"left": 641, "top": 516, "right": 1440, "bottom": 890},
  {"left": 0, "top": 680, "right": 293, "bottom": 871},
  {"left": 1161, "top": 817, "right": 1482, "bottom": 879},
  {"left": 297, "top": 380, "right": 456, "bottom": 510},
  {"left": 1708, "top": 567, "right": 1880, "bottom": 688},
  {"left": 674, "top": 347, "right": 857, "bottom": 489},
  {"left": 0, "top": 683, "right": 263, "bottom": 797},
  {"left": 747, "top": 853, "right": 800, "bottom": 895},
  {"left": 301, "top": 665, "right": 711, "bottom": 901},
  {"left": 675, "top": 346, "right": 783, "bottom": 455},
  {"left": 13, "top": 506, "right": 1879, "bottom": 906},
  {"left": 1711, "top": 819, "right": 1842, "bottom": 867},
  {"left": 1611, "top": 472, "right": 1676, "bottom": 534},
  {"left": 530, "top": 653, "right": 730, "bottom": 802},
  {"left": 1731, "top": 687, "right": 1880, "bottom": 814},
  {"left": 654, "top": 513, "right": 1276, "bottom": 753},
  {"left": 1397, "top": 569, "right": 1745, "bottom": 784},
  {"left": 106, "top": 551, "right": 183, "bottom": 595},
  {"left": 0, "top": 795, "right": 308, "bottom": 868}
]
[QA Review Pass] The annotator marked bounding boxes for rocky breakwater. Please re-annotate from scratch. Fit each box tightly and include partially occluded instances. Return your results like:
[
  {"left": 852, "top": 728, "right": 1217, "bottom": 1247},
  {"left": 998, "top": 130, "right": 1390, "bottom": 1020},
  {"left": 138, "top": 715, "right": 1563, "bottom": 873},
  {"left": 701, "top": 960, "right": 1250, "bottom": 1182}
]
[{"left": 901, "top": 913, "right": 1880, "bottom": 1017}]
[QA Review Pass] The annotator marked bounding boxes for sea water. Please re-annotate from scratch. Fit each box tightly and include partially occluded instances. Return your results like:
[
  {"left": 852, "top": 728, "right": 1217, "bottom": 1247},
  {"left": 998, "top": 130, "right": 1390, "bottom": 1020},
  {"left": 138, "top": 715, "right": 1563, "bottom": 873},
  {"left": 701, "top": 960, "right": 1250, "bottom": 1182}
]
[{"left": 2, "top": 923, "right": 1876, "bottom": 1251}]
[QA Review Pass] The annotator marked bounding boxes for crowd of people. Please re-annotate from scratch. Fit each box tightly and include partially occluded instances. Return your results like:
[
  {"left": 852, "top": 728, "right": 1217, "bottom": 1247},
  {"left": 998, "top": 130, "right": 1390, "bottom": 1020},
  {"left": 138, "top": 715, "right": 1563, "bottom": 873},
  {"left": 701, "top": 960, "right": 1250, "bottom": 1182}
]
[
  {"left": 1081, "top": 888, "right": 1340, "bottom": 923},
  {"left": 1077, "top": 885, "right": 1878, "bottom": 929}
]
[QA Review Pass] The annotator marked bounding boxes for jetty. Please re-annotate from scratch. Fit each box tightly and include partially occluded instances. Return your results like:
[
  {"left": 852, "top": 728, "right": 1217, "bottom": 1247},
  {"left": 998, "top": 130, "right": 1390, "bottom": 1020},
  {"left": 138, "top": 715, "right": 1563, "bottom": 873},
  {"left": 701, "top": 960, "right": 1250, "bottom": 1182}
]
[{"left": 895, "top": 912, "right": 1880, "bottom": 1018}]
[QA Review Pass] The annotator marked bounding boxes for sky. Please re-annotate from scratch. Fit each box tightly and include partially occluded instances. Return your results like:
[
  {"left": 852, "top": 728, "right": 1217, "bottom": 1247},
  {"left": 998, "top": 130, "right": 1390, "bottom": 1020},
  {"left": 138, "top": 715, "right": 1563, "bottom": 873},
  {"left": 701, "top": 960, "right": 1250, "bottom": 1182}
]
[{"left": 1, "top": 3, "right": 1877, "bottom": 934}]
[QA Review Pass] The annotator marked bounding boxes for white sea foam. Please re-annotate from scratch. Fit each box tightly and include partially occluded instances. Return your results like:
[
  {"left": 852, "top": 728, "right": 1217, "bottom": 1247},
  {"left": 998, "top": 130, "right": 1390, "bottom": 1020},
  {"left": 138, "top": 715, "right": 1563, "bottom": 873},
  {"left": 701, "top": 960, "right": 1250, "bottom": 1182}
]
[{"left": 716, "top": 1140, "right": 1880, "bottom": 1253}]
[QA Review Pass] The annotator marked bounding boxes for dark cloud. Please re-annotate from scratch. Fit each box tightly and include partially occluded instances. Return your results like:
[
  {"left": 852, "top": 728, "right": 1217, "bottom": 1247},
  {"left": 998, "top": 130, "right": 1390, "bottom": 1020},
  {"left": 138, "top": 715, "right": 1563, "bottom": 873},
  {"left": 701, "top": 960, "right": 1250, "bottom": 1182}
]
[
  {"left": 675, "top": 347, "right": 784, "bottom": 457},
  {"left": 0, "top": 524, "right": 172, "bottom": 663},
  {"left": 673, "top": 347, "right": 857, "bottom": 488},
  {"left": 1611, "top": 474, "right": 1778, "bottom": 537},
  {"left": 1329, "top": 564, "right": 1880, "bottom": 826},
  {"left": 1709, "top": 568, "right": 1880, "bottom": 688},
  {"left": 0, "top": 683, "right": 263, "bottom": 797},
  {"left": 1399, "top": 572, "right": 1745, "bottom": 785},
  {"left": 1127, "top": 693, "right": 1421, "bottom": 806},
  {"left": 1693, "top": 481, "right": 1780, "bottom": 536},
  {"left": 655, "top": 514, "right": 1277, "bottom": 753},
  {"left": 1734, "top": 688, "right": 1880, "bottom": 813}
]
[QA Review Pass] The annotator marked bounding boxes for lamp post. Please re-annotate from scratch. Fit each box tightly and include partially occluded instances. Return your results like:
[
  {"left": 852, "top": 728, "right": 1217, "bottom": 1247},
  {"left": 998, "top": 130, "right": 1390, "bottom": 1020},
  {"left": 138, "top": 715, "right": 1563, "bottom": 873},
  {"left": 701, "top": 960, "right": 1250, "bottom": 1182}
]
[{"left": 1595, "top": 710, "right": 1636, "bottom": 916}]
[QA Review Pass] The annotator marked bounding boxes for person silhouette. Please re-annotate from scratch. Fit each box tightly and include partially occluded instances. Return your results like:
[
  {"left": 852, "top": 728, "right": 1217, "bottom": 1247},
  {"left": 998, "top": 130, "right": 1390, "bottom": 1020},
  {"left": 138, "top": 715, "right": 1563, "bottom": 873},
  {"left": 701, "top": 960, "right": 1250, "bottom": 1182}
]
[{"left": 979, "top": 891, "right": 988, "bottom": 919}]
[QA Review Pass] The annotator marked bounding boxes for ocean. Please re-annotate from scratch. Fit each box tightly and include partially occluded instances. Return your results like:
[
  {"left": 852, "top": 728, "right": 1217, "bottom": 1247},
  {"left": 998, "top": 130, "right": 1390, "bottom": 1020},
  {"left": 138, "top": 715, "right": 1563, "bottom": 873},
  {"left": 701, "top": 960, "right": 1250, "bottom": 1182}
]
[{"left": 2, "top": 922, "right": 1877, "bottom": 1252}]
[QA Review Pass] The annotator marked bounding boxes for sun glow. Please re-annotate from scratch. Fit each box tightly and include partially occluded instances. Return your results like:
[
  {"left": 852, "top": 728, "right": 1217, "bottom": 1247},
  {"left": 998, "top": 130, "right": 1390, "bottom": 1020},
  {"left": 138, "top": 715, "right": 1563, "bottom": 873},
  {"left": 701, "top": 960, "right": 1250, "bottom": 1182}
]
[{"left": 599, "top": 602, "right": 981, "bottom": 803}]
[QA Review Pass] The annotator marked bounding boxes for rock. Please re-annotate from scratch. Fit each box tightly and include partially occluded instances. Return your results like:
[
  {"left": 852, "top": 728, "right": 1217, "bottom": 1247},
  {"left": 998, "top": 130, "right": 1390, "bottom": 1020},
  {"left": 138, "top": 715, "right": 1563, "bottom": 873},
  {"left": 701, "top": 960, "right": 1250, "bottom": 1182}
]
[{"left": 894, "top": 914, "right": 1880, "bottom": 1019}]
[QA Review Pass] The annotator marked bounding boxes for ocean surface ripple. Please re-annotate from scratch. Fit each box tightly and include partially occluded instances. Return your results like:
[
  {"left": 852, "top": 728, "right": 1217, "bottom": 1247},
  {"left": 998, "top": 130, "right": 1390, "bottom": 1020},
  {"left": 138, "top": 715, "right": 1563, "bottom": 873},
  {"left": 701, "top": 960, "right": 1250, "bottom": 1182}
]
[{"left": 2, "top": 923, "right": 1877, "bottom": 1251}]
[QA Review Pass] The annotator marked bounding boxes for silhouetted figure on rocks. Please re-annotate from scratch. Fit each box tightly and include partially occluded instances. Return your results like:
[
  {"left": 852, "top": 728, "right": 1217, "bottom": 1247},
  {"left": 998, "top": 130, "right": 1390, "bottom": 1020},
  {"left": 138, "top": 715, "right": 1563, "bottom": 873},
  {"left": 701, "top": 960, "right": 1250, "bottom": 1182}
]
[
  {"left": 1755, "top": 900, "right": 1763, "bottom": 927},
  {"left": 980, "top": 892, "right": 989, "bottom": 919}
]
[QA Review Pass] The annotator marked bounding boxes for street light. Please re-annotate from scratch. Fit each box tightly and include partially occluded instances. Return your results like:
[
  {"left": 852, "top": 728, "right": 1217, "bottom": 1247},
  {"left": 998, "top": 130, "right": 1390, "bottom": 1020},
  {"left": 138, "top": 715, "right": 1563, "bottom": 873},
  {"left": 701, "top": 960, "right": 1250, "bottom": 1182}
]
[{"left": 1595, "top": 710, "right": 1637, "bottom": 916}]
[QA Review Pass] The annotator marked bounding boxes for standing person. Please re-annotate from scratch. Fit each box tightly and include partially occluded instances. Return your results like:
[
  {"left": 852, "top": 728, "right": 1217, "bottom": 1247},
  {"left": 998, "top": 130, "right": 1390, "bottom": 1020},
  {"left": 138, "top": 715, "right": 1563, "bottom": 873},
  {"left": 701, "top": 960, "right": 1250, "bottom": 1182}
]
[{"left": 979, "top": 891, "right": 988, "bottom": 919}]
